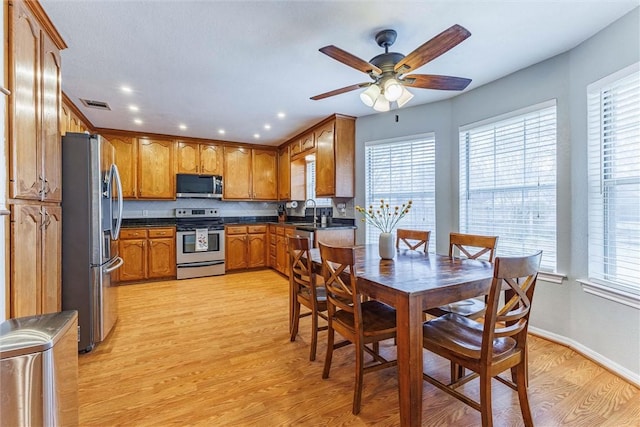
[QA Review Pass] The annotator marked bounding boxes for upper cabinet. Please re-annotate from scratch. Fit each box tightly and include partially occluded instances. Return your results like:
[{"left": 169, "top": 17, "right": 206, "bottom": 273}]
[
  {"left": 61, "top": 95, "right": 90, "bottom": 136},
  {"left": 223, "top": 147, "right": 277, "bottom": 200},
  {"left": 176, "top": 141, "right": 223, "bottom": 175},
  {"left": 138, "top": 138, "right": 175, "bottom": 199},
  {"left": 315, "top": 116, "right": 355, "bottom": 198},
  {"left": 8, "top": 0, "right": 66, "bottom": 203},
  {"left": 105, "top": 134, "right": 138, "bottom": 198},
  {"left": 278, "top": 146, "right": 290, "bottom": 201}
]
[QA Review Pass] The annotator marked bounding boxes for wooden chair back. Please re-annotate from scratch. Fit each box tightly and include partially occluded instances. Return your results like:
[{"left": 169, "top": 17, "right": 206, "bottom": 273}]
[
  {"left": 289, "top": 236, "right": 315, "bottom": 298},
  {"left": 318, "top": 243, "right": 359, "bottom": 318},
  {"left": 481, "top": 251, "right": 542, "bottom": 363},
  {"left": 396, "top": 229, "right": 430, "bottom": 253},
  {"left": 449, "top": 232, "right": 498, "bottom": 262}
]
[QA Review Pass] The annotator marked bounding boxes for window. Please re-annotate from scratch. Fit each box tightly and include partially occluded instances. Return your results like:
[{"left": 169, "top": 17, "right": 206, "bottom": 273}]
[
  {"left": 306, "top": 159, "right": 331, "bottom": 207},
  {"left": 364, "top": 135, "right": 436, "bottom": 251},
  {"left": 459, "top": 101, "right": 557, "bottom": 271},
  {"left": 587, "top": 63, "right": 640, "bottom": 294}
]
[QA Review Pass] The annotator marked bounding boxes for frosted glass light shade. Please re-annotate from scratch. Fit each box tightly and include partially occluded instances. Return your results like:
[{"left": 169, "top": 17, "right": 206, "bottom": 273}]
[
  {"left": 373, "top": 94, "right": 390, "bottom": 112},
  {"left": 383, "top": 78, "right": 403, "bottom": 102},
  {"left": 360, "top": 84, "right": 381, "bottom": 107},
  {"left": 396, "top": 86, "right": 414, "bottom": 108}
]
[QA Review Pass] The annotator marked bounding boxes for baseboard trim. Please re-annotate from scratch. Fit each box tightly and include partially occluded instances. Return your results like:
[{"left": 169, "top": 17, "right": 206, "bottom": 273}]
[{"left": 528, "top": 326, "right": 640, "bottom": 389}]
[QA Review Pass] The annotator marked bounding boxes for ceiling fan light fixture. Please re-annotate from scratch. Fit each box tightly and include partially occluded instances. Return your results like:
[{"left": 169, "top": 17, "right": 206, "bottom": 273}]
[
  {"left": 359, "top": 84, "right": 381, "bottom": 107},
  {"left": 396, "top": 86, "right": 414, "bottom": 108},
  {"left": 383, "top": 78, "right": 403, "bottom": 102},
  {"left": 373, "top": 94, "right": 390, "bottom": 112}
]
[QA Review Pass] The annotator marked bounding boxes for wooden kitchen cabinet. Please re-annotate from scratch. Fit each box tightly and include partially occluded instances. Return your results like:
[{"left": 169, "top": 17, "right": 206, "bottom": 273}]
[
  {"left": 105, "top": 134, "right": 138, "bottom": 198},
  {"left": 225, "top": 225, "right": 267, "bottom": 271},
  {"left": 278, "top": 146, "right": 291, "bottom": 201},
  {"left": 223, "top": 147, "right": 277, "bottom": 200},
  {"left": 118, "top": 227, "right": 176, "bottom": 282},
  {"left": 10, "top": 202, "right": 62, "bottom": 318},
  {"left": 61, "top": 95, "right": 91, "bottom": 136},
  {"left": 138, "top": 138, "right": 175, "bottom": 199},
  {"left": 315, "top": 116, "right": 355, "bottom": 197},
  {"left": 8, "top": 0, "right": 65, "bottom": 203},
  {"left": 273, "top": 225, "right": 296, "bottom": 276},
  {"left": 176, "top": 141, "right": 223, "bottom": 175}
]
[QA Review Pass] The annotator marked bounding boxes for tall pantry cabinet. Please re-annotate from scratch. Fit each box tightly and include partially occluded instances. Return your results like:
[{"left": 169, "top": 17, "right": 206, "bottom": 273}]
[{"left": 7, "top": 0, "right": 67, "bottom": 318}]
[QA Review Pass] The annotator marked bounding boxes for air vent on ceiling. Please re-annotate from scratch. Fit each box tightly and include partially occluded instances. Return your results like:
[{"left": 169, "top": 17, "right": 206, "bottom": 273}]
[{"left": 80, "top": 98, "right": 111, "bottom": 110}]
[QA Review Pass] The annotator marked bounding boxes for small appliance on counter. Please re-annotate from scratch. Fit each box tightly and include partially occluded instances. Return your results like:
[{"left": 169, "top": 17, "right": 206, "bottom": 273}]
[{"left": 176, "top": 208, "right": 225, "bottom": 279}]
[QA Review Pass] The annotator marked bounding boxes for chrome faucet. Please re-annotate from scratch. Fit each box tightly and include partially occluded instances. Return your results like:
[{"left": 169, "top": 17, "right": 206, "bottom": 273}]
[{"left": 305, "top": 199, "right": 317, "bottom": 227}]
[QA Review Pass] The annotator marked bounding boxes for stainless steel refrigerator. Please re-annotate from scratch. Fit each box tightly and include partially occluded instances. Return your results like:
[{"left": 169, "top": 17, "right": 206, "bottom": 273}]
[{"left": 61, "top": 133, "right": 124, "bottom": 352}]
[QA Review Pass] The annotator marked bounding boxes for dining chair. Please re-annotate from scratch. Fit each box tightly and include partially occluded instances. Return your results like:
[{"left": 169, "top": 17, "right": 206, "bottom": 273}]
[
  {"left": 395, "top": 229, "right": 430, "bottom": 253},
  {"left": 318, "top": 242, "right": 397, "bottom": 415},
  {"left": 422, "top": 251, "right": 542, "bottom": 427},
  {"left": 289, "top": 236, "right": 328, "bottom": 361}
]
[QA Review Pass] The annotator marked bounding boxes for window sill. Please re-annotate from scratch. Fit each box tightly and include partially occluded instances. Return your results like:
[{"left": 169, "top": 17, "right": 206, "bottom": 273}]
[
  {"left": 578, "top": 279, "right": 640, "bottom": 309},
  {"left": 538, "top": 271, "right": 565, "bottom": 284}
]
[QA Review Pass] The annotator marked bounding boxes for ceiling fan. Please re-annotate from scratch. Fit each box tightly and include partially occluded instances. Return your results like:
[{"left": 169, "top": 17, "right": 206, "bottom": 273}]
[{"left": 311, "top": 25, "right": 472, "bottom": 111}]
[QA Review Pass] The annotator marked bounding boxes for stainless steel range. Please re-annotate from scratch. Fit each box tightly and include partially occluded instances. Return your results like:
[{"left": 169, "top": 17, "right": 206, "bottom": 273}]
[{"left": 175, "top": 208, "right": 225, "bottom": 279}]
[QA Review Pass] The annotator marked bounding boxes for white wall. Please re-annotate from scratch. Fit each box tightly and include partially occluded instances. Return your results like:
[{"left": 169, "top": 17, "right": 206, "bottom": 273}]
[{"left": 354, "top": 8, "right": 640, "bottom": 380}]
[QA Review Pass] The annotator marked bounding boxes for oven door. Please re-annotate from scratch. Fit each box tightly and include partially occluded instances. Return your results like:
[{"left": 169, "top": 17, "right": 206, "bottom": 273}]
[{"left": 177, "top": 229, "right": 225, "bottom": 264}]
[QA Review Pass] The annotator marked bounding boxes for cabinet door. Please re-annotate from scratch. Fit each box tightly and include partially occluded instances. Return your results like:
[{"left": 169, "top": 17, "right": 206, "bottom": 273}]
[
  {"left": 148, "top": 238, "right": 176, "bottom": 279},
  {"left": 108, "top": 135, "right": 137, "bottom": 198},
  {"left": 60, "top": 103, "right": 70, "bottom": 136},
  {"left": 118, "top": 239, "right": 147, "bottom": 281},
  {"left": 9, "top": 1, "right": 42, "bottom": 200},
  {"left": 138, "top": 139, "right": 175, "bottom": 199},
  {"left": 10, "top": 204, "right": 42, "bottom": 317},
  {"left": 176, "top": 141, "right": 199, "bottom": 174},
  {"left": 278, "top": 147, "right": 290, "bottom": 201},
  {"left": 200, "top": 144, "right": 223, "bottom": 175},
  {"left": 223, "top": 147, "right": 252, "bottom": 199},
  {"left": 41, "top": 34, "right": 62, "bottom": 202},
  {"left": 300, "top": 133, "right": 315, "bottom": 153},
  {"left": 248, "top": 233, "right": 267, "bottom": 268},
  {"left": 252, "top": 149, "right": 277, "bottom": 200},
  {"left": 275, "top": 233, "right": 287, "bottom": 275},
  {"left": 315, "top": 121, "right": 336, "bottom": 197},
  {"left": 41, "top": 205, "right": 62, "bottom": 313},
  {"left": 226, "top": 234, "right": 248, "bottom": 270}
]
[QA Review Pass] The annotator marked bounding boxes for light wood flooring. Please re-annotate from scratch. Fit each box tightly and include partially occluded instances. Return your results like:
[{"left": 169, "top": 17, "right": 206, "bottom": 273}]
[{"left": 78, "top": 270, "right": 640, "bottom": 426}]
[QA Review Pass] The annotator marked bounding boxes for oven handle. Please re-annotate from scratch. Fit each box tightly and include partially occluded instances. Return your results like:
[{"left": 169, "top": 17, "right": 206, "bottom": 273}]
[{"left": 177, "top": 260, "right": 225, "bottom": 268}]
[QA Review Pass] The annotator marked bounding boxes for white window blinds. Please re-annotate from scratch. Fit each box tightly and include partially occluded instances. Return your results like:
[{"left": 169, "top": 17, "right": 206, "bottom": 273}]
[
  {"left": 364, "top": 135, "right": 436, "bottom": 251},
  {"left": 459, "top": 101, "right": 557, "bottom": 271},
  {"left": 587, "top": 63, "right": 640, "bottom": 293}
]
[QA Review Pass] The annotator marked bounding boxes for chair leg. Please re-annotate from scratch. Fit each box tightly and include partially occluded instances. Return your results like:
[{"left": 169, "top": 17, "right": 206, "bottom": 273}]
[
  {"left": 353, "top": 340, "right": 364, "bottom": 415},
  {"left": 479, "top": 371, "right": 493, "bottom": 427},
  {"left": 450, "top": 362, "right": 465, "bottom": 383},
  {"left": 515, "top": 362, "right": 534, "bottom": 426},
  {"left": 309, "top": 309, "right": 318, "bottom": 361},
  {"left": 290, "top": 300, "right": 300, "bottom": 341},
  {"left": 322, "top": 323, "right": 334, "bottom": 379}
]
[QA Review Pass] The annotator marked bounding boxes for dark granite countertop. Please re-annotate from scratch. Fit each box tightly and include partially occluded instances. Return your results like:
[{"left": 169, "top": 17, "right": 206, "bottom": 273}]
[{"left": 122, "top": 216, "right": 356, "bottom": 230}]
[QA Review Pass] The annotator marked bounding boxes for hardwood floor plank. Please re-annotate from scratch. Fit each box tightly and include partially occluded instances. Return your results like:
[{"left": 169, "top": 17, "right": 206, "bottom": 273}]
[{"left": 75, "top": 270, "right": 640, "bottom": 426}]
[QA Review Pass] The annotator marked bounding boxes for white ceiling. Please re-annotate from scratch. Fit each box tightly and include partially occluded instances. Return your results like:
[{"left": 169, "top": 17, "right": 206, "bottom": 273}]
[{"left": 41, "top": 1, "right": 637, "bottom": 146}]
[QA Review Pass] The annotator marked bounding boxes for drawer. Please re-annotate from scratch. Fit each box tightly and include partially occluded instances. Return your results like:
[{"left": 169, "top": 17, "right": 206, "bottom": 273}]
[
  {"left": 270, "top": 234, "right": 276, "bottom": 245},
  {"left": 226, "top": 225, "right": 247, "bottom": 235},
  {"left": 248, "top": 225, "right": 267, "bottom": 234},
  {"left": 120, "top": 228, "right": 148, "bottom": 239},
  {"left": 269, "top": 224, "right": 276, "bottom": 233},
  {"left": 148, "top": 227, "right": 175, "bottom": 238},
  {"left": 269, "top": 245, "right": 276, "bottom": 257},
  {"left": 285, "top": 228, "right": 296, "bottom": 237},
  {"left": 276, "top": 227, "right": 285, "bottom": 236}
]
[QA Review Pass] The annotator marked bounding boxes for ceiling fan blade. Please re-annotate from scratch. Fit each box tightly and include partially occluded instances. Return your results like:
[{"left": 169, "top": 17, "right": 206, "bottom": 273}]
[
  {"left": 319, "top": 45, "right": 383, "bottom": 76},
  {"left": 403, "top": 74, "right": 472, "bottom": 91},
  {"left": 310, "top": 83, "right": 369, "bottom": 100},
  {"left": 394, "top": 24, "right": 471, "bottom": 74}
]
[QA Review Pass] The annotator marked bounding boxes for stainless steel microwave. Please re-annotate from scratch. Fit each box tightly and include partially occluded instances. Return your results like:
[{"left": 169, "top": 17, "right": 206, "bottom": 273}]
[{"left": 176, "top": 174, "right": 223, "bottom": 198}]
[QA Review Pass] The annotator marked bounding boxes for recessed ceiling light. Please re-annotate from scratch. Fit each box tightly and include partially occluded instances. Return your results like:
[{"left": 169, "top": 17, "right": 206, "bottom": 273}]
[
  {"left": 277, "top": 112, "right": 286, "bottom": 119},
  {"left": 179, "top": 124, "right": 187, "bottom": 130},
  {"left": 264, "top": 124, "right": 271, "bottom": 130},
  {"left": 253, "top": 133, "right": 260, "bottom": 139},
  {"left": 134, "top": 118, "right": 143, "bottom": 125},
  {"left": 129, "top": 105, "right": 139, "bottom": 112},
  {"left": 121, "top": 86, "right": 133, "bottom": 94},
  {"left": 218, "top": 129, "right": 225, "bottom": 135}
]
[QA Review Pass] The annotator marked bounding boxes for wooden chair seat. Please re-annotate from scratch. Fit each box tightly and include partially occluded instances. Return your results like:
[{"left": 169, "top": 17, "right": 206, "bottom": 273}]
[
  {"left": 333, "top": 300, "right": 397, "bottom": 337},
  {"left": 422, "top": 251, "right": 542, "bottom": 427}
]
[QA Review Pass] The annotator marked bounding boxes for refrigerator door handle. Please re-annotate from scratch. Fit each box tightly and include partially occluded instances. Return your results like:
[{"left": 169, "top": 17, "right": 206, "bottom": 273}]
[
  {"left": 104, "top": 256, "right": 124, "bottom": 273},
  {"left": 110, "top": 164, "right": 124, "bottom": 240}
]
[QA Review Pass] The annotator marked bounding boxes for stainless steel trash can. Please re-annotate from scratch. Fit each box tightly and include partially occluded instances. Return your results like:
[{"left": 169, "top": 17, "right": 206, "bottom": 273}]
[{"left": 0, "top": 310, "right": 79, "bottom": 426}]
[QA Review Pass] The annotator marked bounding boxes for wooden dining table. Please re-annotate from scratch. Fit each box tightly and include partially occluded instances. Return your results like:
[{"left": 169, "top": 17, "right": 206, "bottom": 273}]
[{"left": 308, "top": 244, "right": 494, "bottom": 427}]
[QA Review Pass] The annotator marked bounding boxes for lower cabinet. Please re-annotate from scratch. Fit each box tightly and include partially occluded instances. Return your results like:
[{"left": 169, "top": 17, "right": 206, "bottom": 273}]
[
  {"left": 118, "top": 227, "right": 176, "bottom": 282},
  {"left": 271, "top": 224, "right": 295, "bottom": 277},
  {"left": 225, "top": 225, "right": 267, "bottom": 271}
]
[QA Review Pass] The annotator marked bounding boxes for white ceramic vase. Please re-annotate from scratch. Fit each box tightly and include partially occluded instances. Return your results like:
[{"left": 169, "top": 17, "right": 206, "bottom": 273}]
[{"left": 378, "top": 232, "right": 396, "bottom": 260}]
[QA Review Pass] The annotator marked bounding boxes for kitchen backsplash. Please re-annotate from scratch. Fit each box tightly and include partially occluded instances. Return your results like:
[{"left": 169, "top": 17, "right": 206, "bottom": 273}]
[{"left": 123, "top": 198, "right": 355, "bottom": 219}]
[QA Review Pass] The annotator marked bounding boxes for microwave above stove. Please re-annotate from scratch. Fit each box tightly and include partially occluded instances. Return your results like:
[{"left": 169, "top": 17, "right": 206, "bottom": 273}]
[{"left": 176, "top": 174, "right": 223, "bottom": 198}]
